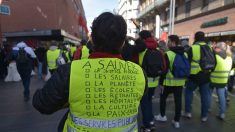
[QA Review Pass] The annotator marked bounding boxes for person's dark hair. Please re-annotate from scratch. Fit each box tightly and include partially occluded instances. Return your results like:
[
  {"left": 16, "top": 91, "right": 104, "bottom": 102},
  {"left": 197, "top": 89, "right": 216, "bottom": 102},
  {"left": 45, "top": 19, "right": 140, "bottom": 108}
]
[
  {"left": 80, "top": 39, "right": 87, "bottom": 46},
  {"left": 91, "top": 12, "right": 127, "bottom": 54},
  {"left": 139, "top": 30, "right": 152, "bottom": 40},
  {"left": 168, "top": 35, "right": 180, "bottom": 45},
  {"left": 194, "top": 31, "right": 205, "bottom": 42}
]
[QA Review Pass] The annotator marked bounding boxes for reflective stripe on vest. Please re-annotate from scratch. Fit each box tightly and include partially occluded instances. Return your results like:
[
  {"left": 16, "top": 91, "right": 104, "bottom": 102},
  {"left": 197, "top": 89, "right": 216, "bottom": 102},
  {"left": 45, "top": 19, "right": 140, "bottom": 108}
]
[
  {"left": 139, "top": 49, "right": 159, "bottom": 88},
  {"left": 67, "top": 122, "right": 137, "bottom": 132},
  {"left": 64, "top": 58, "right": 145, "bottom": 132},
  {"left": 163, "top": 51, "right": 186, "bottom": 86},
  {"left": 210, "top": 55, "right": 232, "bottom": 84},
  {"left": 47, "top": 49, "right": 60, "bottom": 70},
  {"left": 147, "top": 77, "right": 159, "bottom": 88},
  {"left": 69, "top": 112, "right": 137, "bottom": 129},
  {"left": 81, "top": 46, "right": 89, "bottom": 59}
]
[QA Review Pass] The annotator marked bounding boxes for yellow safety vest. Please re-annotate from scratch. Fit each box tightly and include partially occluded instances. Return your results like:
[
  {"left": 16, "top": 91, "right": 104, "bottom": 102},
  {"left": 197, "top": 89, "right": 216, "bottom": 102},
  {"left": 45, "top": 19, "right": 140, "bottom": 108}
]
[
  {"left": 211, "top": 55, "right": 232, "bottom": 84},
  {"left": 163, "top": 51, "right": 187, "bottom": 86},
  {"left": 81, "top": 46, "right": 90, "bottom": 59},
  {"left": 190, "top": 42, "right": 205, "bottom": 75},
  {"left": 64, "top": 58, "right": 146, "bottom": 132},
  {"left": 64, "top": 51, "right": 71, "bottom": 63},
  {"left": 47, "top": 49, "right": 60, "bottom": 70},
  {"left": 139, "top": 49, "right": 159, "bottom": 88},
  {"left": 70, "top": 47, "right": 77, "bottom": 57}
]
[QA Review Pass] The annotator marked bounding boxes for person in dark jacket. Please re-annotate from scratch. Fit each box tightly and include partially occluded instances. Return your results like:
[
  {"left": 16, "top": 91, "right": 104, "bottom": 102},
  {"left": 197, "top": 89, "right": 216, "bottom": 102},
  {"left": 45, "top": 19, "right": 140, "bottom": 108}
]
[
  {"left": 33, "top": 12, "right": 147, "bottom": 132},
  {"left": 184, "top": 31, "right": 212, "bottom": 122},
  {"left": 121, "top": 36, "right": 146, "bottom": 63},
  {"left": 138, "top": 30, "right": 159, "bottom": 131},
  {"left": 35, "top": 43, "right": 47, "bottom": 80},
  {"left": 15, "top": 42, "right": 37, "bottom": 102},
  {"left": 156, "top": 35, "right": 186, "bottom": 128},
  {"left": 0, "top": 43, "right": 7, "bottom": 79}
]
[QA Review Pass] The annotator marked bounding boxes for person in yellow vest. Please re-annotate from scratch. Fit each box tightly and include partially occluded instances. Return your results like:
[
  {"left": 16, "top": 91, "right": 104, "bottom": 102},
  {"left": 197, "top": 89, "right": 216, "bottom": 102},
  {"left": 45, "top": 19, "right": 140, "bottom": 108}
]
[
  {"left": 155, "top": 35, "right": 188, "bottom": 128},
  {"left": 33, "top": 12, "right": 147, "bottom": 132},
  {"left": 46, "top": 41, "right": 61, "bottom": 74},
  {"left": 184, "top": 31, "right": 213, "bottom": 122},
  {"left": 209, "top": 42, "right": 232, "bottom": 120},
  {"left": 73, "top": 39, "right": 90, "bottom": 60},
  {"left": 138, "top": 30, "right": 160, "bottom": 131}
]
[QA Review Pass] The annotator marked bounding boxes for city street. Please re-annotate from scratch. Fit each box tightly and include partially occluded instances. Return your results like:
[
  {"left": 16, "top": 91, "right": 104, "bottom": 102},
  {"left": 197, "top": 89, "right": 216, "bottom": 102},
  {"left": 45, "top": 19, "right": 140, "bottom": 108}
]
[{"left": 0, "top": 76, "right": 235, "bottom": 132}]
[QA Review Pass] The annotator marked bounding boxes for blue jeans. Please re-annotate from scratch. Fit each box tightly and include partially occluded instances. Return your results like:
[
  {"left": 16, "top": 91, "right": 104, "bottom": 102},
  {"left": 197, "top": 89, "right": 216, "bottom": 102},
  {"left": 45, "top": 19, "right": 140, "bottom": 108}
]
[
  {"left": 38, "top": 62, "right": 43, "bottom": 79},
  {"left": 17, "top": 66, "right": 32, "bottom": 98},
  {"left": 141, "top": 88, "right": 155, "bottom": 127},
  {"left": 185, "top": 80, "right": 210, "bottom": 118},
  {"left": 209, "top": 87, "right": 226, "bottom": 115}
]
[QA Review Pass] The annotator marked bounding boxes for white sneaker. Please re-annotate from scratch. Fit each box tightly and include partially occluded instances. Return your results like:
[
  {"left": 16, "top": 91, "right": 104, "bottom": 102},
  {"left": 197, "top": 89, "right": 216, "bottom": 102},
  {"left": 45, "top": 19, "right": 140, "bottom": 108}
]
[
  {"left": 201, "top": 117, "right": 208, "bottom": 122},
  {"left": 155, "top": 114, "right": 167, "bottom": 122},
  {"left": 172, "top": 120, "right": 180, "bottom": 128},
  {"left": 217, "top": 113, "right": 225, "bottom": 120},
  {"left": 182, "top": 112, "right": 192, "bottom": 118}
]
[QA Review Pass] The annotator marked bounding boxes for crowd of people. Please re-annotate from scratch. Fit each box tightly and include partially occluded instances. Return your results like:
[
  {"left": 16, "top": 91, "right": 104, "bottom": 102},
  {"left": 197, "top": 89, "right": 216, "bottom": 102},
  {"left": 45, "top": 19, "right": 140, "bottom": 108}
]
[{"left": 1, "top": 12, "right": 235, "bottom": 132}]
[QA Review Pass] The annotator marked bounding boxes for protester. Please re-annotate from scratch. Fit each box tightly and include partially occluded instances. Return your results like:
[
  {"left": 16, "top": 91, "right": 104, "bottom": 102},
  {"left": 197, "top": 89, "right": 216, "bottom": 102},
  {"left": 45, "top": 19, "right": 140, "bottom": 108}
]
[
  {"left": 35, "top": 42, "right": 47, "bottom": 80},
  {"left": 121, "top": 36, "right": 146, "bottom": 63},
  {"left": 4, "top": 42, "right": 21, "bottom": 82},
  {"left": 209, "top": 42, "right": 232, "bottom": 120},
  {"left": 0, "top": 43, "right": 7, "bottom": 79},
  {"left": 73, "top": 39, "right": 89, "bottom": 60},
  {"left": 228, "top": 43, "right": 235, "bottom": 93},
  {"left": 155, "top": 35, "right": 189, "bottom": 128},
  {"left": 184, "top": 31, "right": 215, "bottom": 122},
  {"left": 43, "top": 41, "right": 67, "bottom": 75},
  {"left": 33, "top": 12, "right": 147, "bottom": 132},
  {"left": 138, "top": 30, "right": 162, "bottom": 131},
  {"left": 15, "top": 42, "right": 37, "bottom": 101}
]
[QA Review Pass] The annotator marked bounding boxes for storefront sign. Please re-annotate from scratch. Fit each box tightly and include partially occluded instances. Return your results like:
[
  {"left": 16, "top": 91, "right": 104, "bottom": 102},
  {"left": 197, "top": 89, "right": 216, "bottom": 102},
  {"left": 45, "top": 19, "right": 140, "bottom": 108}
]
[{"left": 201, "top": 17, "right": 228, "bottom": 28}]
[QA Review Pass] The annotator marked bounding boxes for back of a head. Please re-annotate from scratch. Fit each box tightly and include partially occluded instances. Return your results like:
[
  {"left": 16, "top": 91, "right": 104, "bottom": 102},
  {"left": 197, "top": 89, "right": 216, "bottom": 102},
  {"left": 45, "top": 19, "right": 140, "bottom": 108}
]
[
  {"left": 168, "top": 35, "right": 180, "bottom": 46},
  {"left": 194, "top": 31, "right": 205, "bottom": 42},
  {"left": 139, "top": 30, "right": 152, "bottom": 40},
  {"left": 91, "top": 12, "right": 127, "bottom": 54},
  {"left": 51, "top": 41, "right": 58, "bottom": 46},
  {"left": 80, "top": 39, "right": 87, "bottom": 46}
]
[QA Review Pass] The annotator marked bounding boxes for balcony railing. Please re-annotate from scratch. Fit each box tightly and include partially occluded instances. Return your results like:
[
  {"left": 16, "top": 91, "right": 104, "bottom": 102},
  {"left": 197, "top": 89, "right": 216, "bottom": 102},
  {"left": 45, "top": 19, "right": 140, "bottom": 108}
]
[{"left": 137, "top": 0, "right": 168, "bottom": 19}]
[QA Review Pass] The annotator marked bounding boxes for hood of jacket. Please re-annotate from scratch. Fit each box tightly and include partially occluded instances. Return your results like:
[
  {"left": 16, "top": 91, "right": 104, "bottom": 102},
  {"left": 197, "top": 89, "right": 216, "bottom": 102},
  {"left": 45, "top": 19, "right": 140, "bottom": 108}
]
[
  {"left": 144, "top": 37, "right": 158, "bottom": 50},
  {"left": 49, "top": 46, "right": 58, "bottom": 51},
  {"left": 217, "top": 50, "right": 227, "bottom": 59},
  {"left": 169, "top": 46, "right": 185, "bottom": 55}
]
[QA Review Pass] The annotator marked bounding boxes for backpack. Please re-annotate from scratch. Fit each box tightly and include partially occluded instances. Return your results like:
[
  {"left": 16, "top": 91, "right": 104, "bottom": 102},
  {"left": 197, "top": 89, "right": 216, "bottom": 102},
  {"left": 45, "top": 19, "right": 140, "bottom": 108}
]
[
  {"left": 172, "top": 53, "right": 190, "bottom": 78},
  {"left": 142, "top": 49, "right": 167, "bottom": 77},
  {"left": 16, "top": 47, "right": 30, "bottom": 65},
  {"left": 199, "top": 45, "right": 216, "bottom": 71},
  {"left": 56, "top": 50, "right": 66, "bottom": 66}
]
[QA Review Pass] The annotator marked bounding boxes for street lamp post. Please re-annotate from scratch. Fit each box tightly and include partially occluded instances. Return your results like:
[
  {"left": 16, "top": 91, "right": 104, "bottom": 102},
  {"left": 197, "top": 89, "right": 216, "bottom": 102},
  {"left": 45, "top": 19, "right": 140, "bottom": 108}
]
[{"left": 168, "top": 0, "right": 175, "bottom": 35}]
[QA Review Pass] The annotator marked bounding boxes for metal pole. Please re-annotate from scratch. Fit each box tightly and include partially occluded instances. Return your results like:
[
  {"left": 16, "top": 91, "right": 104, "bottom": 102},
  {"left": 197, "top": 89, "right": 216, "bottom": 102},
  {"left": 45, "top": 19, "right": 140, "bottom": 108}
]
[
  {"left": 172, "top": 0, "right": 175, "bottom": 34},
  {"left": 169, "top": 0, "right": 173, "bottom": 35}
]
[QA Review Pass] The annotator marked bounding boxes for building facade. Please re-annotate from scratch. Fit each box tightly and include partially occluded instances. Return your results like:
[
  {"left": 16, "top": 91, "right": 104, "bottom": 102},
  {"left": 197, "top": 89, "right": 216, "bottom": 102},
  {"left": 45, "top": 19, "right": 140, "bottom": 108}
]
[
  {"left": 137, "top": 0, "right": 235, "bottom": 44},
  {"left": 118, "top": 0, "right": 139, "bottom": 37},
  {"left": 0, "top": 0, "right": 87, "bottom": 45}
]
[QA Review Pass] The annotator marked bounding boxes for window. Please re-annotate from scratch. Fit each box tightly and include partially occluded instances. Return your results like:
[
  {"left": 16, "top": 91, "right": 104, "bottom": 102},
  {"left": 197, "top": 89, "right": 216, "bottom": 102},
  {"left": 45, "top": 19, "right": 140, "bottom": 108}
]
[
  {"left": 224, "top": 0, "right": 234, "bottom": 5},
  {"left": 185, "top": 0, "right": 191, "bottom": 17},
  {"left": 175, "top": 7, "right": 178, "bottom": 18},
  {"left": 202, "top": 0, "right": 209, "bottom": 7}
]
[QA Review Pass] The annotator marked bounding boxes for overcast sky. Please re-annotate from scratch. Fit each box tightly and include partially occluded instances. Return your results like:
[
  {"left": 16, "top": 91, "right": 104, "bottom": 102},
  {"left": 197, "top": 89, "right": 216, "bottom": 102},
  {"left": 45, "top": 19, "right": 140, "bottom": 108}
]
[{"left": 82, "top": 0, "right": 118, "bottom": 32}]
